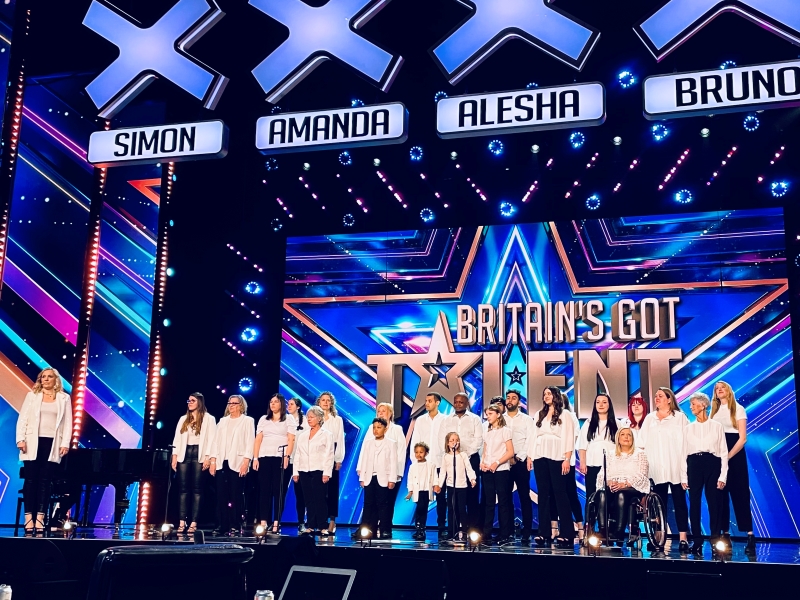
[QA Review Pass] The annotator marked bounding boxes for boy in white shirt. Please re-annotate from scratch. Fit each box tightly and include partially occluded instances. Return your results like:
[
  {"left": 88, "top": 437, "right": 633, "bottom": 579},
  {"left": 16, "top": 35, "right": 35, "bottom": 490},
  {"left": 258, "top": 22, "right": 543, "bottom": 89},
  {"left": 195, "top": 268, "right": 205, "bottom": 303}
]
[
  {"left": 405, "top": 442, "right": 436, "bottom": 540},
  {"left": 356, "top": 418, "right": 398, "bottom": 539}
]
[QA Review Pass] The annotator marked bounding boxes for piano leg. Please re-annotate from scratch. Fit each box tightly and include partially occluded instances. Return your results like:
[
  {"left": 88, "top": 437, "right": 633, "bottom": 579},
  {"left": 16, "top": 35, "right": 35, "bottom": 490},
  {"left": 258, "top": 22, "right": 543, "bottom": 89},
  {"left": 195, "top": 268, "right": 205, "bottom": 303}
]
[
  {"left": 80, "top": 484, "right": 92, "bottom": 527},
  {"left": 114, "top": 483, "right": 131, "bottom": 538}
]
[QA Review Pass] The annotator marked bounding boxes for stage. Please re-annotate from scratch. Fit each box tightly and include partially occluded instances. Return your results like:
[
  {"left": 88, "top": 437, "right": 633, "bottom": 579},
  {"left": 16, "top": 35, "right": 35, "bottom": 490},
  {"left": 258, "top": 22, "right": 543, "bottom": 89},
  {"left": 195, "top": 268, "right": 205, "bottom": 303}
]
[{"left": 0, "top": 526, "right": 797, "bottom": 600}]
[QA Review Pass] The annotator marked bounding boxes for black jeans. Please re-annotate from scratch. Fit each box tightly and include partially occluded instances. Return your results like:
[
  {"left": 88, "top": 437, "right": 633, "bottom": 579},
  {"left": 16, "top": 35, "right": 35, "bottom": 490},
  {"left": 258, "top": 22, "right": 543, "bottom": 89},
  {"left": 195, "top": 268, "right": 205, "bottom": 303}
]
[
  {"left": 216, "top": 461, "right": 244, "bottom": 532},
  {"left": 361, "top": 476, "right": 391, "bottom": 533},
  {"left": 326, "top": 465, "right": 340, "bottom": 519},
  {"left": 467, "top": 453, "right": 482, "bottom": 529},
  {"left": 509, "top": 459, "right": 533, "bottom": 535},
  {"left": 23, "top": 437, "right": 56, "bottom": 515},
  {"left": 414, "top": 491, "right": 430, "bottom": 528},
  {"left": 595, "top": 488, "right": 642, "bottom": 539},
  {"left": 533, "top": 458, "right": 575, "bottom": 539},
  {"left": 584, "top": 465, "right": 602, "bottom": 503},
  {"left": 721, "top": 433, "right": 753, "bottom": 533},
  {"left": 550, "top": 465, "right": 584, "bottom": 524},
  {"left": 687, "top": 452, "right": 723, "bottom": 540},
  {"left": 258, "top": 456, "right": 290, "bottom": 524},
  {"left": 483, "top": 470, "right": 512, "bottom": 539},
  {"left": 300, "top": 470, "right": 328, "bottom": 531},
  {"left": 653, "top": 482, "right": 689, "bottom": 532},
  {"left": 177, "top": 445, "right": 202, "bottom": 523},
  {"left": 445, "top": 486, "right": 468, "bottom": 538},
  {"left": 292, "top": 463, "right": 306, "bottom": 524},
  {"left": 386, "top": 481, "right": 401, "bottom": 534}
]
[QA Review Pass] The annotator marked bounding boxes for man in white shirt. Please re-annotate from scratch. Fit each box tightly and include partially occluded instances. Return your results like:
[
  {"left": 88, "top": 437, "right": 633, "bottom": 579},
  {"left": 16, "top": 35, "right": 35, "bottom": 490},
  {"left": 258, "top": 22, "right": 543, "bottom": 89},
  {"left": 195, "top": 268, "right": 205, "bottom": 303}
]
[
  {"left": 441, "top": 392, "right": 483, "bottom": 529},
  {"left": 410, "top": 393, "right": 448, "bottom": 538},
  {"left": 504, "top": 389, "right": 535, "bottom": 543}
]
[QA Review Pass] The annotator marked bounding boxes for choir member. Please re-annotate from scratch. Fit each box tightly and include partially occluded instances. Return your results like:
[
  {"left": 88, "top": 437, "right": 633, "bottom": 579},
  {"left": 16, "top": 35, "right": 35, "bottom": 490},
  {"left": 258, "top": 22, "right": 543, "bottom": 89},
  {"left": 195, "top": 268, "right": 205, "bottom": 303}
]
[
  {"left": 356, "top": 418, "right": 398, "bottom": 539},
  {"left": 316, "top": 392, "right": 345, "bottom": 535},
  {"left": 441, "top": 392, "right": 483, "bottom": 528},
  {"left": 409, "top": 393, "right": 447, "bottom": 538},
  {"left": 293, "top": 406, "right": 335, "bottom": 536},
  {"left": 171, "top": 392, "right": 216, "bottom": 535},
  {"left": 578, "top": 394, "right": 627, "bottom": 502},
  {"left": 405, "top": 442, "right": 437, "bottom": 540},
  {"left": 557, "top": 391, "right": 583, "bottom": 540},
  {"left": 504, "top": 389, "right": 535, "bottom": 543},
  {"left": 434, "top": 432, "right": 477, "bottom": 540},
  {"left": 628, "top": 394, "right": 649, "bottom": 432},
  {"left": 481, "top": 403, "right": 514, "bottom": 545},
  {"left": 286, "top": 397, "right": 307, "bottom": 532}
]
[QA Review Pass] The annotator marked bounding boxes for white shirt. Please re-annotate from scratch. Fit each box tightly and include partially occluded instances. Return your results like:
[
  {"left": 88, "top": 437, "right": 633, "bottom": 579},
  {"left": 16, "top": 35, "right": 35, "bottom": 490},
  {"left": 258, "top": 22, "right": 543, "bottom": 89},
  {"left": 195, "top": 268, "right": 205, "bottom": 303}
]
[
  {"left": 482, "top": 426, "right": 512, "bottom": 471},
  {"left": 187, "top": 427, "right": 200, "bottom": 445},
  {"left": 356, "top": 437, "right": 398, "bottom": 487},
  {"left": 639, "top": 411, "right": 688, "bottom": 485},
  {"left": 410, "top": 411, "right": 446, "bottom": 468},
  {"left": 212, "top": 415, "right": 255, "bottom": 471},
  {"left": 172, "top": 413, "right": 217, "bottom": 463},
  {"left": 437, "top": 451, "right": 477, "bottom": 488},
  {"left": 597, "top": 449, "right": 650, "bottom": 494},
  {"left": 564, "top": 409, "right": 579, "bottom": 467},
  {"left": 682, "top": 418, "right": 729, "bottom": 484},
  {"left": 503, "top": 410, "right": 535, "bottom": 462},
  {"left": 38, "top": 400, "right": 58, "bottom": 438},
  {"left": 527, "top": 410, "right": 575, "bottom": 461},
  {"left": 711, "top": 402, "right": 746, "bottom": 434},
  {"left": 255, "top": 416, "right": 292, "bottom": 457},
  {"left": 294, "top": 427, "right": 335, "bottom": 477},
  {"left": 441, "top": 411, "right": 483, "bottom": 457},
  {"left": 364, "top": 422, "right": 406, "bottom": 480},
  {"left": 407, "top": 460, "right": 437, "bottom": 501},
  {"left": 578, "top": 417, "right": 630, "bottom": 467},
  {"left": 322, "top": 413, "right": 346, "bottom": 463}
]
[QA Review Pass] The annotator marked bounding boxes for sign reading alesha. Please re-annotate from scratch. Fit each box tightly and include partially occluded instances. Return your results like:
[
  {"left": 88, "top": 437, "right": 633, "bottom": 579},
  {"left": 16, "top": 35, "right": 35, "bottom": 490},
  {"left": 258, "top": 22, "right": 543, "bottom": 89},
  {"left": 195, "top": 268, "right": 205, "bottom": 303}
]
[
  {"left": 436, "top": 83, "right": 606, "bottom": 139},
  {"left": 644, "top": 59, "right": 800, "bottom": 119},
  {"left": 88, "top": 120, "right": 229, "bottom": 167},
  {"left": 256, "top": 102, "right": 408, "bottom": 154}
]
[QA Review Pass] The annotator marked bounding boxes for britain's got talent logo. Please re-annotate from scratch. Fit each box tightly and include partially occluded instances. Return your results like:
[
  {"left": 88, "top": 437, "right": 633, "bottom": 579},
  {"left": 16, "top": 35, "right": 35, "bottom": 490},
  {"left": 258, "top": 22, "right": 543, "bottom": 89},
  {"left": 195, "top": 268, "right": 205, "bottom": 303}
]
[{"left": 368, "top": 299, "right": 683, "bottom": 419}]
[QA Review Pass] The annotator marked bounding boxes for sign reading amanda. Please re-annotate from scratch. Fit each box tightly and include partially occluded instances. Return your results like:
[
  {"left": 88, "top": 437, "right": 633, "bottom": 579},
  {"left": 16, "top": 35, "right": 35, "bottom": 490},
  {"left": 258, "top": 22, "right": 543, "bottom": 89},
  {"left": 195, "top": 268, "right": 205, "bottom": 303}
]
[
  {"left": 256, "top": 103, "right": 408, "bottom": 154},
  {"left": 644, "top": 59, "right": 800, "bottom": 119},
  {"left": 436, "top": 83, "right": 606, "bottom": 139},
  {"left": 88, "top": 120, "right": 229, "bottom": 167}
]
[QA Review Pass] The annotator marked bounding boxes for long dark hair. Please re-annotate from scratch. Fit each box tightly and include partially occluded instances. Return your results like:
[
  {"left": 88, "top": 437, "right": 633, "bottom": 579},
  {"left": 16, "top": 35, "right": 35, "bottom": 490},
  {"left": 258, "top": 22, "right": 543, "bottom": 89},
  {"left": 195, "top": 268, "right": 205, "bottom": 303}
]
[
  {"left": 288, "top": 397, "right": 304, "bottom": 431},
  {"left": 536, "top": 386, "right": 564, "bottom": 428},
  {"left": 267, "top": 393, "right": 287, "bottom": 422},
  {"left": 180, "top": 392, "right": 206, "bottom": 435},
  {"left": 587, "top": 394, "right": 618, "bottom": 442},
  {"left": 560, "top": 390, "right": 572, "bottom": 412}
]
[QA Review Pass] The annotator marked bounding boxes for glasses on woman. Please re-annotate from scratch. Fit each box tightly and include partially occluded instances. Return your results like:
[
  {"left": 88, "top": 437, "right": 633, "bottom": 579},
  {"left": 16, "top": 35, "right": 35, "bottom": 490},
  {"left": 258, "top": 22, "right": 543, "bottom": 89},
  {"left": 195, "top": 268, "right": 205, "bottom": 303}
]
[{"left": 186, "top": 398, "right": 197, "bottom": 404}]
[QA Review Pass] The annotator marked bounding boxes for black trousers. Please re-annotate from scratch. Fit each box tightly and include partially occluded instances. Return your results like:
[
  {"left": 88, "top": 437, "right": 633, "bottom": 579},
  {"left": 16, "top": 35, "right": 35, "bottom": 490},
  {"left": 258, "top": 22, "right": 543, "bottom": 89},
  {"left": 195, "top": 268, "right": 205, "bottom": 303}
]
[
  {"left": 326, "top": 466, "right": 340, "bottom": 519},
  {"left": 653, "top": 481, "right": 689, "bottom": 532},
  {"left": 595, "top": 488, "right": 642, "bottom": 538},
  {"left": 414, "top": 491, "right": 430, "bottom": 528},
  {"left": 216, "top": 461, "right": 244, "bottom": 532},
  {"left": 687, "top": 452, "right": 723, "bottom": 540},
  {"left": 445, "top": 486, "right": 468, "bottom": 538},
  {"left": 435, "top": 468, "right": 447, "bottom": 530},
  {"left": 361, "top": 476, "right": 391, "bottom": 533},
  {"left": 509, "top": 459, "right": 533, "bottom": 535},
  {"left": 467, "top": 453, "right": 482, "bottom": 529},
  {"left": 584, "top": 465, "right": 602, "bottom": 503},
  {"left": 292, "top": 463, "right": 306, "bottom": 524},
  {"left": 533, "top": 458, "right": 575, "bottom": 539},
  {"left": 483, "top": 470, "right": 513, "bottom": 539},
  {"left": 386, "top": 480, "right": 401, "bottom": 533},
  {"left": 258, "top": 456, "right": 289, "bottom": 523},
  {"left": 23, "top": 437, "right": 56, "bottom": 515},
  {"left": 177, "top": 445, "right": 202, "bottom": 522},
  {"left": 550, "top": 466, "right": 584, "bottom": 524},
  {"left": 721, "top": 432, "right": 753, "bottom": 533},
  {"left": 300, "top": 470, "right": 328, "bottom": 531}
]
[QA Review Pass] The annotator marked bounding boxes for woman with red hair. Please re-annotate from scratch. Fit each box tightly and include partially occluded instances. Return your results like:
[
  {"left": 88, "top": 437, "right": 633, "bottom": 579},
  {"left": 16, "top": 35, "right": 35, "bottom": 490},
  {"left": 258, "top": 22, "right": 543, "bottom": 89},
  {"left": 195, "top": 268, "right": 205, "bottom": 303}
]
[{"left": 628, "top": 395, "right": 649, "bottom": 433}]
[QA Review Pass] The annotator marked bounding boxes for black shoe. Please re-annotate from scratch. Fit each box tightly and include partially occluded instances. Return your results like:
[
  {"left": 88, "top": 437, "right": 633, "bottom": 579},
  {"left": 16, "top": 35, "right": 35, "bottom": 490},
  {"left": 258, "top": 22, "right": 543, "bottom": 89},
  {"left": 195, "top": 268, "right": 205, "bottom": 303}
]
[
  {"left": 679, "top": 540, "right": 689, "bottom": 554},
  {"left": 554, "top": 537, "right": 574, "bottom": 549},
  {"left": 627, "top": 534, "right": 641, "bottom": 548},
  {"left": 745, "top": 534, "right": 756, "bottom": 555},
  {"left": 496, "top": 536, "right": 515, "bottom": 546},
  {"left": 691, "top": 542, "right": 703, "bottom": 556},
  {"left": 533, "top": 536, "right": 551, "bottom": 547}
]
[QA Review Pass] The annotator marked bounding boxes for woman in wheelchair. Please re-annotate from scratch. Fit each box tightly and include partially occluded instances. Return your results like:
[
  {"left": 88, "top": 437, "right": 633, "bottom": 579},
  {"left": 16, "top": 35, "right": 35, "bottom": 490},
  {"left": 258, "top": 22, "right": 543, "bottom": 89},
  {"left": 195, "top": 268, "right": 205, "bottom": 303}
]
[{"left": 593, "top": 428, "right": 650, "bottom": 545}]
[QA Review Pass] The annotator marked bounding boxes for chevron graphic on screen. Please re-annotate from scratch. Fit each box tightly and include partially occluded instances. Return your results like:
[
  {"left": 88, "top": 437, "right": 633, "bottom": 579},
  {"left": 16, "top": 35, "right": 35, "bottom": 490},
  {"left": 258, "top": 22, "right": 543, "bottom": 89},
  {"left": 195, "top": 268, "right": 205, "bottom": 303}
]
[
  {"left": 634, "top": 0, "right": 800, "bottom": 61},
  {"left": 431, "top": 0, "right": 600, "bottom": 85},
  {"left": 250, "top": 0, "right": 404, "bottom": 104},
  {"left": 83, "top": 0, "right": 229, "bottom": 118}
]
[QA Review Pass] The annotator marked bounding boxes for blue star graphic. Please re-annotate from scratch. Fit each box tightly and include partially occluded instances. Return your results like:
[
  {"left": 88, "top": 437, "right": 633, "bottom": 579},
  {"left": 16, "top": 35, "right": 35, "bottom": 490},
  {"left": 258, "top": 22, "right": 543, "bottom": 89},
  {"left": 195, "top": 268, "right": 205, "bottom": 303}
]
[{"left": 506, "top": 365, "right": 526, "bottom": 385}]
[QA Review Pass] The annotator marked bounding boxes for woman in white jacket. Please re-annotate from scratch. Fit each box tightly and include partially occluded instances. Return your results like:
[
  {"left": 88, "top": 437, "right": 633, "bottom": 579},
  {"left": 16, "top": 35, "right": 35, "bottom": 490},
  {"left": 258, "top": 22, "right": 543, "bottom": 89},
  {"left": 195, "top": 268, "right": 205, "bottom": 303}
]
[
  {"left": 293, "top": 406, "right": 335, "bottom": 536},
  {"left": 171, "top": 392, "right": 216, "bottom": 535},
  {"left": 316, "top": 391, "right": 345, "bottom": 535},
  {"left": 210, "top": 394, "right": 254, "bottom": 536},
  {"left": 16, "top": 368, "right": 72, "bottom": 534}
]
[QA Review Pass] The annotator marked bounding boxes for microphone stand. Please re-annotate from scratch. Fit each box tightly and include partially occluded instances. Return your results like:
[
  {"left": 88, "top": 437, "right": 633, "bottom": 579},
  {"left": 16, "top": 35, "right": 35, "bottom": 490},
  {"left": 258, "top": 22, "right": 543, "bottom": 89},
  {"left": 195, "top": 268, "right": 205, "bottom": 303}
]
[
  {"left": 451, "top": 443, "right": 460, "bottom": 542},
  {"left": 602, "top": 449, "right": 609, "bottom": 545},
  {"left": 277, "top": 444, "right": 288, "bottom": 535}
]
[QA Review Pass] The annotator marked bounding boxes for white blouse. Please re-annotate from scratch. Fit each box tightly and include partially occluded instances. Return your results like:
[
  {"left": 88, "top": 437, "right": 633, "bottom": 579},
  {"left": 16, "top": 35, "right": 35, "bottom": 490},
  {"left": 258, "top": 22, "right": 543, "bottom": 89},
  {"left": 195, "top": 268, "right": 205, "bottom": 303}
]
[
  {"left": 564, "top": 409, "right": 579, "bottom": 467},
  {"left": 322, "top": 413, "right": 346, "bottom": 463},
  {"left": 482, "top": 426, "right": 512, "bottom": 471},
  {"left": 437, "top": 451, "right": 477, "bottom": 488},
  {"left": 441, "top": 412, "right": 483, "bottom": 457},
  {"left": 504, "top": 410, "right": 535, "bottom": 462},
  {"left": 682, "top": 419, "right": 729, "bottom": 484},
  {"left": 596, "top": 449, "right": 650, "bottom": 494},
  {"left": 407, "top": 460, "right": 437, "bottom": 501},
  {"left": 212, "top": 415, "right": 255, "bottom": 471},
  {"left": 256, "top": 416, "right": 292, "bottom": 457},
  {"left": 294, "top": 427, "right": 335, "bottom": 477},
  {"left": 364, "top": 421, "right": 406, "bottom": 480},
  {"left": 527, "top": 411, "right": 575, "bottom": 461},
  {"left": 38, "top": 400, "right": 58, "bottom": 438},
  {"left": 711, "top": 402, "right": 746, "bottom": 434},
  {"left": 578, "top": 417, "right": 630, "bottom": 467},
  {"left": 639, "top": 411, "right": 688, "bottom": 485}
]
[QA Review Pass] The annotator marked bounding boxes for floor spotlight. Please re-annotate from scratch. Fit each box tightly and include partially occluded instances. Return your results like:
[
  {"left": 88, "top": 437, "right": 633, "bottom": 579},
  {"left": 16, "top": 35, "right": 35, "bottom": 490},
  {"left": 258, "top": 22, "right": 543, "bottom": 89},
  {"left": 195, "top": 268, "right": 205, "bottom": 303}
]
[
  {"left": 255, "top": 524, "right": 267, "bottom": 544},
  {"left": 62, "top": 520, "right": 76, "bottom": 539},
  {"left": 587, "top": 534, "right": 601, "bottom": 556},
  {"left": 359, "top": 526, "right": 372, "bottom": 547},
  {"left": 714, "top": 539, "right": 730, "bottom": 562},
  {"left": 160, "top": 523, "right": 174, "bottom": 541},
  {"left": 468, "top": 530, "right": 482, "bottom": 552}
]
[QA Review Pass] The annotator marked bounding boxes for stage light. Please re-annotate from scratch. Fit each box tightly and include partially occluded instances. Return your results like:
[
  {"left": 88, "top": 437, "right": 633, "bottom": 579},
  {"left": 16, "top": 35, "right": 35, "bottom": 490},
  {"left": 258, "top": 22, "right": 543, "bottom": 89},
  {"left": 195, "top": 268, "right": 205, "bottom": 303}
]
[
  {"left": 499, "top": 201, "right": 516, "bottom": 217},
  {"left": 271, "top": 218, "right": 282, "bottom": 232},
  {"left": 255, "top": 524, "right": 267, "bottom": 543},
  {"left": 359, "top": 526, "right": 373, "bottom": 547},
  {"left": 265, "top": 158, "right": 278, "bottom": 171},
  {"left": 163, "top": 319, "right": 171, "bottom": 327},
  {"left": 160, "top": 523, "right": 174, "bottom": 540},
  {"left": 117, "top": 401, "right": 125, "bottom": 408},
  {"left": 720, "top": 60, "right": 737, "bottom": 70},
  {"left": 373, "top": 158, "right": 381, "bottom": 166},
  {"left": 339, "top": 151, "right": 352, "bottom": 166},
  {"left": 63, "top": 520, "right": 76, "bottom": 539},
  {"left": 531, "top": 144, "right": 540, "bottom": 153},
  {"left": 613, "top": 136, "right": 622, "bottom": 146},
  {"left": 450, "top": 151, "right": 458, "bottom": 160},
  {"left": 586, "top": 194, "right": 601, "bottom": 210},
  {"left": 526, "top": 82, "right": 538, "bottom": 89},
  {"left": 239, "top": 377, "right": 254, "bottom": 393},
  {"left": 700, "top": 128, "right": 710, "bottom": 138},
  {"left": 588, "top": 535, "right": 600, "bottom": 547},
  {"left": 303, "top": 163, "right": 311, "bottom": 171},
  {"left": 343, "top": 213, "right": 355, "bottom": 227},
  {"left": 715, "top": 539, "right": 728, "bottom": 552},
  {"left": 166, "top": 267, "right": 175, "bottom": 277},
  {"left": 674, "top": 189, "right": 693, "bottom": 204},
  {"left": 569, "top": 132, "right": 585, "bottom": 149},
  {"left": 771, "top": 181, "right": 789, "bottom": 197},
  {"left": 420, "top": 208, "right": 435, "bottom": 223},
  {"left": 651, "top": 124, "right": 669, "bottom": 141},
  {"left": 271, "top": 105, "right": 282, "bottom": 114},
  {"left": 434, "top": 91, "right": 448, "bottom": 102},
  {"left": 245, "top": 281, "right": 262, "bottom": 295},
  {"left": 410, "top": 146, "right": 423, "bottom": 161},
  {"left": 618, "top": 70, "right": 636, "bottom": 88},
  {"left": 351, "top": 99, "right": 364, "bottom": 107},
  {"left": 156, "top": 421, "right": 163, "bottom": 430},
  {"left": 488, "top": 139, "right": 504, "bottom": 156},
  {"left": 241, "top": 327, "right": 259, "bottom": 342},
  {"left": 160, "top": 367, "right": 167, "bottom": 376},
  {"left": 467, "top": 529, "right": 482, "bottom": 551},
  {"left": 743, "top": 114, "right": 759, "bottom": 132}
]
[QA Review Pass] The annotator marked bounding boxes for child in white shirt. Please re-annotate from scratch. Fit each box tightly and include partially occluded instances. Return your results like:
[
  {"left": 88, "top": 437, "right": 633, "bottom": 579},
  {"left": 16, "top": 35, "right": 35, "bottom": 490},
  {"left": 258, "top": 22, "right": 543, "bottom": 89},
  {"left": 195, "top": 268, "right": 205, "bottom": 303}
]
[
  {"left": 434, "top": 432, "right": 476, "bottom": 540},
  {"left": 405, "top": 442, "right": 436, "bottom": 540}
]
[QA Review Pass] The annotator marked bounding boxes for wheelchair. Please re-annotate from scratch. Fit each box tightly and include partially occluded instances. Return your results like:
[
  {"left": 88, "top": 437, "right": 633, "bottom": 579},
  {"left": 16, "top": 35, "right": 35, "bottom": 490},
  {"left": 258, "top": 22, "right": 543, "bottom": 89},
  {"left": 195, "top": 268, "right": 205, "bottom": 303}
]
[{"left": 583, "top": 481, "right": 667, "bottom": 553}]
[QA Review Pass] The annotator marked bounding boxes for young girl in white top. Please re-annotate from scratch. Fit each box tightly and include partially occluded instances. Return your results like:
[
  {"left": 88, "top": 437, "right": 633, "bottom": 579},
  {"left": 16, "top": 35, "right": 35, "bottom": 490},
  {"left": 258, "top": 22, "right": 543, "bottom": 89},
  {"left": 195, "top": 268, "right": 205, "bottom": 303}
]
[
  {"left": 481, "top": 403, "right": 514, "bottom": 545},
  {"left": 286, "top": 398, "right": 307, "bottom": 532},
  {"left": 406, "top": 442, "right": 436, "bottom": 540},
  {"left": 316, "top": 391, "right": 345, "bottom": 535},
  {"left": 253, "top": 393, "right": 295, "bottom": 534},
  {"left": 435, "top": 432, "right": 476, "bottom": 540}
]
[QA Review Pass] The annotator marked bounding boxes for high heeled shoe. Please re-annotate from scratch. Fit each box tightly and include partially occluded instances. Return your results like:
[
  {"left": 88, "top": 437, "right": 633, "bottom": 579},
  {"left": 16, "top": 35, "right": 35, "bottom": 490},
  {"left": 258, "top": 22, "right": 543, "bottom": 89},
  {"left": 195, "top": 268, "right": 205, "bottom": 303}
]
[
  {"left": 533, "top": 536, "right": 551, "bottom": 547},
  {"left": 34, "top": 517, "right": 46, "bottom": 537}
]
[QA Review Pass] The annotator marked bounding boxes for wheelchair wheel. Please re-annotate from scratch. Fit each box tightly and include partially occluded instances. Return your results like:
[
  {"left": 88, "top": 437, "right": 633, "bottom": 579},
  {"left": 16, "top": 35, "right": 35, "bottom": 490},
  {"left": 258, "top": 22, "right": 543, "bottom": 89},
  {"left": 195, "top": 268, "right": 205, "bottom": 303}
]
[{"left": 643, "top": 492, "right": 666, "bottom": 550}]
